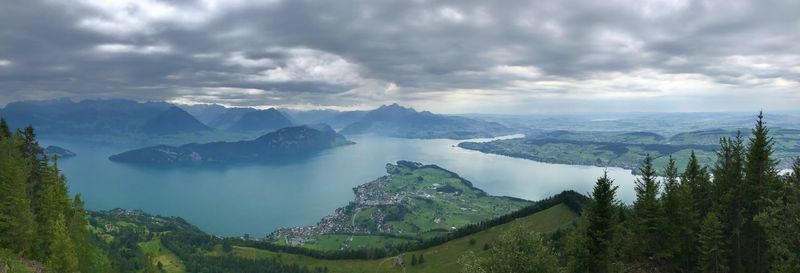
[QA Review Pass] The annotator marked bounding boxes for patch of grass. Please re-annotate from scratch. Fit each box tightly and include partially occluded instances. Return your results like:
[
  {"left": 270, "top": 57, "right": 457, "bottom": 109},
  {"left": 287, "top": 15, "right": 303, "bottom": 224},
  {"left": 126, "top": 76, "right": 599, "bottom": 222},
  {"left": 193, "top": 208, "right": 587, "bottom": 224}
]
[
  {"left": 139, "top": 239, "right": 186, "bottom": 273},
  {"left": 0, "top": 251, "right": 36, "bottom": 273}
]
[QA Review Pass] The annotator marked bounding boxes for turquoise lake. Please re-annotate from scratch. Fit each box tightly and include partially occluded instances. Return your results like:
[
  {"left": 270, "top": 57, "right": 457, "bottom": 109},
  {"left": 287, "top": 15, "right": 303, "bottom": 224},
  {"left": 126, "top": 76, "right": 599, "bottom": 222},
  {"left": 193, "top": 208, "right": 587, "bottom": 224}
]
[{"left": 45, "top": 135, "right": 638, "bottom": 237}]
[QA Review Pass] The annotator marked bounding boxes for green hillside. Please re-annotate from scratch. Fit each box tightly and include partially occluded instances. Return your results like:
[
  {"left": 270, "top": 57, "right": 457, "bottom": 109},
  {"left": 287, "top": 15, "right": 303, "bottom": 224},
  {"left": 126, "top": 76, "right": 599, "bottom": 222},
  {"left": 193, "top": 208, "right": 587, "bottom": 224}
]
[
  {"left": 83, "top": 191, "right": 583, "bottom": 273},
  {"left": 225, "top": 203, "right": 577, "bottom": 273}
]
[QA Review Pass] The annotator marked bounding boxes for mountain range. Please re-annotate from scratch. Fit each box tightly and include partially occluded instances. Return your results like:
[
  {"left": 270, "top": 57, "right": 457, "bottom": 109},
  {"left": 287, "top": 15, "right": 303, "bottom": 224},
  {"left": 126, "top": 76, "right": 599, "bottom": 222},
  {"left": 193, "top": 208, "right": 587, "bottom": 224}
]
[
  {"left": 0, "top": 99, "right": 209, "bottom": 136},
  {"left": 1, "top": 99, "right": 517, "bottom": 142},
  {"left": 340, "top": 103, "right": 514, "bottom": 139}
]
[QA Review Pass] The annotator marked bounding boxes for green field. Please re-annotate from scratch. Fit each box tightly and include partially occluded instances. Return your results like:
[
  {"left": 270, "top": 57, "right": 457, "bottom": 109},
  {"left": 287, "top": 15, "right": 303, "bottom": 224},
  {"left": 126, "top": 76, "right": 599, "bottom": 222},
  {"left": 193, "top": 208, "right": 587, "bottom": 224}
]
[
  {"left": 233, "top": 203, "right": 577, "bottom": 273},
  {"left": 139, "top": 239, "right": 186, "bottom": 273},
  {"left": 302, "top": 234, "right": 416, "bottom": 251}
]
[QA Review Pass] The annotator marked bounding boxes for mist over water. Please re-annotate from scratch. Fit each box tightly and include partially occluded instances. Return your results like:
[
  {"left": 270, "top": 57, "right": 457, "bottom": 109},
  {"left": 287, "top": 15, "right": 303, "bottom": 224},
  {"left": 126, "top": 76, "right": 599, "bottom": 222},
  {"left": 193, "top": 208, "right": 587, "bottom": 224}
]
[{"left": 46, "top": 135, "right": 638, "bottom": 237}]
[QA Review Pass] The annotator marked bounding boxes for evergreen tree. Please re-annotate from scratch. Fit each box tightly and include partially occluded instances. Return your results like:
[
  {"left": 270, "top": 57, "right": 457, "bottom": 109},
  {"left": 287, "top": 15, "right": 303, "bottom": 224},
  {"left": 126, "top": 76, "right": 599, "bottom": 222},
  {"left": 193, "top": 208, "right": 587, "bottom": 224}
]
[
  {"left": 697, "top": 212, "right": 728, "bottom": 273},
  {"left": 681, "top": 150, "right": 710, "bottom": 271},
  {"left": 67, "top": 194, "right": 96, "bottom": 272},
  {"left": 683, "top": 151, "right": 712, "bottom": 217},
  {"left": 789, "top": 157, "right": 800, "bottom": 186},
  {"left": 34, "top": 162, "right": 74, "bottom": 262},
  {"left": 18, "top": 126, "right": 51, "bottom": 260},
  {"left": 0, "top": 136, "right": 36, "bottom": 256},
  {"left": 631, "top": 155, "right": 664, "bottom": 265},
  {"left": 47, "top": 213, "right": 79, "bottom": 273},
  {"left": 567, "top": 172, "right": 617, "bottom": 273},
  {"left": 661, "top": 156, "right": 695, "bottom": 271},
  {"left": 711, "top": 134, "right": 745, "bottom": 273},
  {"left": 0, "top": 118, "right": 10, "bottom": 139},
  {"left": 742, "top": 111, "right": 779, "bottom": 272},
  {"left": 755, "top": 157, "right": 800, "bottom": 273}
]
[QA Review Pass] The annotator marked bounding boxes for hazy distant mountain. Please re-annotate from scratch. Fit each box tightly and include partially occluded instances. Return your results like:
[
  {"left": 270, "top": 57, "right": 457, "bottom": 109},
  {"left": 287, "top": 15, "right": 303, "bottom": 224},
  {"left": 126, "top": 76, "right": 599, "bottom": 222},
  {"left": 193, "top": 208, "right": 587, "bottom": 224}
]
[
  {"left": 0, "top": 99, "right": 210, "bottom": 136},
  {"left": 109, "top": 125, "right": 353, "bottom": 165},
  {"left": 140, "top": 106, "right": 210, "bottom": 135},
  {"left": 207, "top": 107, "right": 257, "bottom": 129},
  {"left": 227, "top": 108, "right": 292, "bottom": 132},
  {"left": 322, "top": 111, "right": 368, "bottom": 129},
  {"left": 280, "top": 109, "right": 340, "bottom": 124},
  {"left": 340, "top": 103, "right": 513, "bottom": 139},
  {"left": 178, "top": 104, "right": 229, "bottom": 125},
  {"left": 281, "top": 109, "right": 367, "bottom": 130}
]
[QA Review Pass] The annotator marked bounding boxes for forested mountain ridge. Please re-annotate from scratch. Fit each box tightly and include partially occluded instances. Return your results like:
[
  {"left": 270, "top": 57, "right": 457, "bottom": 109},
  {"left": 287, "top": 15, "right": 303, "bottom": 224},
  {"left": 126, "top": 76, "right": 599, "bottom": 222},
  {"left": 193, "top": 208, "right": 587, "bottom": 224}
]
[{"left": 109, "top": 125, "right": 353, "bottom": 165}]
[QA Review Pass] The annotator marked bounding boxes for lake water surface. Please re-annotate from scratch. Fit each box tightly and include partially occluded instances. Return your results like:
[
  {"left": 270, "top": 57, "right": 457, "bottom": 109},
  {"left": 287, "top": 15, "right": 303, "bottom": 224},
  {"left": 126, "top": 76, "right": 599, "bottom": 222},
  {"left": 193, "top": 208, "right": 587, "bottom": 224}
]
[{"left": 46, "top": 135, "right": 638, "bottom": 237}]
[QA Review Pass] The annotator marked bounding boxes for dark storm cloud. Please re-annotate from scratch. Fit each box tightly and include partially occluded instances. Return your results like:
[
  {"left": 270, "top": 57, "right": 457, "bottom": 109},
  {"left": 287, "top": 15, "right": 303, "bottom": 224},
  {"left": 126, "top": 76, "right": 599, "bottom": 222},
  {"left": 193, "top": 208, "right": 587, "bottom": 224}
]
[{"left": 0, "top": 0, "right": 798, "bottom": 112}]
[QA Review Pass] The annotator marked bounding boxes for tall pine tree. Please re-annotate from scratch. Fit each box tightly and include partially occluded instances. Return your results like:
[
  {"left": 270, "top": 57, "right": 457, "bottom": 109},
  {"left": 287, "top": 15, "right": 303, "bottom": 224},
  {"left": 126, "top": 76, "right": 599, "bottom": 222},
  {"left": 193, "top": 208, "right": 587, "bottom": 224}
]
[
  {"left": 712, "top": 134, "right": 745, "bottom": 273},
  {"left": 683, "top": 151, "right": 712, "bottom": 217},
  {"left": 742, "top": 111, "right": 779, "bottom": 273},
  {"left": 661, "top": 156, "right": 696, "bottom": 271},
  {"left": 46, "top": 213, "right": 79, "bottom": 273},
  {"left": 698, "top": 212, "right": 728, "bottom": 273},
  {"left": 567, "top": 172, "right": 618, "bottom": 273},
  {"left": 34, "top": 160, "right": 74, "bottom": 263},
  {"left": 631, "top": 155, "right": 664, "bottom": 266},
  {"left": 754, "top": 157, "right": 800, "bottom": 273}
]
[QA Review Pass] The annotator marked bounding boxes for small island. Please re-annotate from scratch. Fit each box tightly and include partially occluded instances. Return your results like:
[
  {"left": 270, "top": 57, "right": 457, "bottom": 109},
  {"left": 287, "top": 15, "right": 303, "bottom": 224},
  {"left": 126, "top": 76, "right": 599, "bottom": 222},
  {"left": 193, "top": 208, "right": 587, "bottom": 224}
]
[
  {"left": 45, "top": 145, "right": 76, "bottom": 159},
  {"left": 109, "top": 124, "right": 353, "bottom": 165}
]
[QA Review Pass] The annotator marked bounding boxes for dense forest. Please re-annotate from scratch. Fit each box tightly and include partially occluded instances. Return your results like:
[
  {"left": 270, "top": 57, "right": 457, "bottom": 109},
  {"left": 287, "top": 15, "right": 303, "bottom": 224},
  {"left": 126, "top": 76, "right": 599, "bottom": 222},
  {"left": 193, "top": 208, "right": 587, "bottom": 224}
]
[
  {"left": 462, "top": 112, "right": 800, "bottom": 273},
  {"left": 0, "top": 119, "right": 110, "bottom": 273}
]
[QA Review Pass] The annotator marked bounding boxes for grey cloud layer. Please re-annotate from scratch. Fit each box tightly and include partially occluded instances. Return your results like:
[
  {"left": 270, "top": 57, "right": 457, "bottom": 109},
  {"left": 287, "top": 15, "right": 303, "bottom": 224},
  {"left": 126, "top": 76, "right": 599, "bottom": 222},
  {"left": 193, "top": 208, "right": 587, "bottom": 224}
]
[{"left": 0, "top": 0, "right": 798, "bottom": 112}]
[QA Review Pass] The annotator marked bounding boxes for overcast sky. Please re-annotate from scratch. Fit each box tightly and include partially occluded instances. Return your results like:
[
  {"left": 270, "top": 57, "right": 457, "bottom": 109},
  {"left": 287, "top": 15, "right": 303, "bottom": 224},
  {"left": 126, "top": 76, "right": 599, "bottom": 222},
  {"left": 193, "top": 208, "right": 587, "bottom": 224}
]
[{"left": 0, "top": 0, "right": 798, "bottom": 113}]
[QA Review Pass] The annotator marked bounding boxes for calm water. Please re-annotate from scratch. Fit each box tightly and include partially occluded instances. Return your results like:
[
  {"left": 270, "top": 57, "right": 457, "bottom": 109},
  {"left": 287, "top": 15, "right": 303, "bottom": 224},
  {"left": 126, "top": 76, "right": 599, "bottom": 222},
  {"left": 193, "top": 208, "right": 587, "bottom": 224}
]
[{"left": 45, "top": 135, "right": 638, "bottom": 237}]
